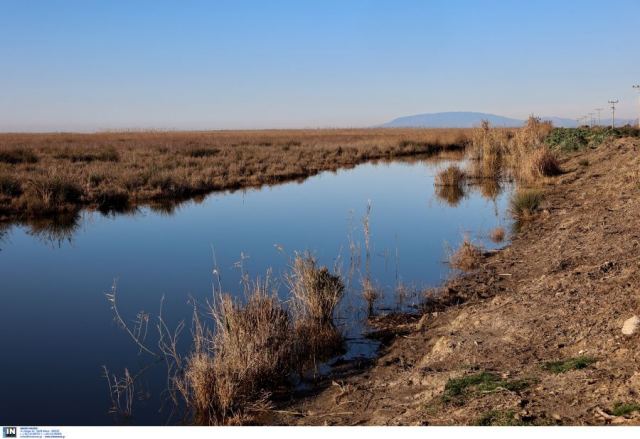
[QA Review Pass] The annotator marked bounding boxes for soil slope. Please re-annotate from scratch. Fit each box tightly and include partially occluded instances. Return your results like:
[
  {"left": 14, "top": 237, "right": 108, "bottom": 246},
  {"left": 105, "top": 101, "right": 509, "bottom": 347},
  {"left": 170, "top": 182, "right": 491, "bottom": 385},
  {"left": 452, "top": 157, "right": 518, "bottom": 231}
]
[{"left": 277, "top": 137, "right": 640, "bottom": 426}]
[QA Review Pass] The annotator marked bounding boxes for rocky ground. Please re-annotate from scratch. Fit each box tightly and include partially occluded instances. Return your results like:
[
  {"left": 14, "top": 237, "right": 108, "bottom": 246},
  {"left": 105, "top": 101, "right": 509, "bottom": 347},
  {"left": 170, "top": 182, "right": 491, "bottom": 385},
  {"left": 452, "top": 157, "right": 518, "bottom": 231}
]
[{"left": 275, "top": 137, "right": 640, "bottom": 426}]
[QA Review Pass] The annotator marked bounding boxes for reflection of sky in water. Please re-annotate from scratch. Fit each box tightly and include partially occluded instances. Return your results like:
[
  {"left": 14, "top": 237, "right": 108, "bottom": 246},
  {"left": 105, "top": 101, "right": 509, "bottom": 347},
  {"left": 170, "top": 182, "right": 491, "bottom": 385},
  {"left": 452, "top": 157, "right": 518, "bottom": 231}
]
[{"left": 0, "top": 157, "right": 512, "bottom": 425}]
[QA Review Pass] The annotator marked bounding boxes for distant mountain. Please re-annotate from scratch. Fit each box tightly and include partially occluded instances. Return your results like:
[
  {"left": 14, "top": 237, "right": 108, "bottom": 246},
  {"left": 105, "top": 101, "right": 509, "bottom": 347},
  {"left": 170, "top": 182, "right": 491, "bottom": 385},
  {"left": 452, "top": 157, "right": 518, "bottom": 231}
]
[
  {"left": 381, "top": 112, "right": 523, "bottom": 128},
  {"left": 379, "top": 111, "right": 621, "bottom": 129}
]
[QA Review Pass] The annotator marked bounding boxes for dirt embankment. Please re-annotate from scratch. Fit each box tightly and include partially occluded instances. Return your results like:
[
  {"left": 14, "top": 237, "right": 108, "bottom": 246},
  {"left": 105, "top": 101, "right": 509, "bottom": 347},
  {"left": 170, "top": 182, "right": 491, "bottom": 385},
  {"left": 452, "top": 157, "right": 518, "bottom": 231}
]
[{"left": 277, "top": 137, "right": 640, "bottom": 426}]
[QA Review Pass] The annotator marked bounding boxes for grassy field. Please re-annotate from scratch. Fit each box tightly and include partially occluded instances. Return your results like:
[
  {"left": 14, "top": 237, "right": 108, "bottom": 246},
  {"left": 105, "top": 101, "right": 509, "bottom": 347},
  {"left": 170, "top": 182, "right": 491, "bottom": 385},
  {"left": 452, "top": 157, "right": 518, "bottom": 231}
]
[{"left": 0, "top": 128, "right": 471, "bottom": 220}]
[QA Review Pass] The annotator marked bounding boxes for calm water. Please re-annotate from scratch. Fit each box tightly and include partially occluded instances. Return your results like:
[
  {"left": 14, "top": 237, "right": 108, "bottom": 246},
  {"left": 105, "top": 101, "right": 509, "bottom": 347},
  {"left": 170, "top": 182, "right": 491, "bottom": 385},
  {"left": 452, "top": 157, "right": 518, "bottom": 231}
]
[{"left": 0, "top": 156, "right": 512, "bottom": 425}]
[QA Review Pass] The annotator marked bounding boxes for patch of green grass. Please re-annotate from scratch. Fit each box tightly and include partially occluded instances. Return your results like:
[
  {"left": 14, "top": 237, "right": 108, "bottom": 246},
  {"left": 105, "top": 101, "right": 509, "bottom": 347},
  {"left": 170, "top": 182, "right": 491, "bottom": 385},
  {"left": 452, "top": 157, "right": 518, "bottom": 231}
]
[
  {"left": 442, "top": 372, "right": 532, "bottom": 404},
  {"left": 545, "top": 126, "right": 640, "bottom": 152},
  {"left": 541, "top": 356, "right": 596, "bottom": 374},
  {"left": 610, "top": 402, "right": 640, "bottom": 417}
]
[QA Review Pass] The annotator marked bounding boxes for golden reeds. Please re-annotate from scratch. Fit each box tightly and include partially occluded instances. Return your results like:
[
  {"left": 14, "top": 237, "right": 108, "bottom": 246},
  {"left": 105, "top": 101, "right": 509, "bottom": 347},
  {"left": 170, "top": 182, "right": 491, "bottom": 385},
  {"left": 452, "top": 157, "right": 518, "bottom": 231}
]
[{"left": 0, "top": 128, "right": 471, "bottom": 219}]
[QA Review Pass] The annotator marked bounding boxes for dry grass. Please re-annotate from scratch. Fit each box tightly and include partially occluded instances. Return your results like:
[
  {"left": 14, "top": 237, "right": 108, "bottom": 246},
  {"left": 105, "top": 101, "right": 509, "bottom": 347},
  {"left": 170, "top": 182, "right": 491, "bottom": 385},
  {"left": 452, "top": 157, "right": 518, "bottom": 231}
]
[
  {"left": 490, "top": 227, "right": 506, "bottom": 243},
  {"left": 288, "top": 254, "right": 344, "bottom": 325},
  {"left": 520, "top": 147, "right": 562, "bottom": 183},
  {"left": 0, "top": 128, "right": 470, "bottom": 220},
  {"left": 510, "top": 189, "right": 544, "bottom": 220},
  {"left": 435, "top": 165, "right": 466, "bottom": 187},
  {"left": 173, "top": 283, "right": 293, "bottom": 425},
  {"left": 135, "top": 255, "right": 350, "bottom": 425},
  {"left": 468, "top": 116, "right": 558, "bottom": 185},
  {"left": 449, "top": 238, "right": 484, "bottom": 271},
  {"left": 434, "top": 165, "right": 467, "bottom": 206},
  {"left": 287, "top": 254, "right": 346, "bottom": 367}
]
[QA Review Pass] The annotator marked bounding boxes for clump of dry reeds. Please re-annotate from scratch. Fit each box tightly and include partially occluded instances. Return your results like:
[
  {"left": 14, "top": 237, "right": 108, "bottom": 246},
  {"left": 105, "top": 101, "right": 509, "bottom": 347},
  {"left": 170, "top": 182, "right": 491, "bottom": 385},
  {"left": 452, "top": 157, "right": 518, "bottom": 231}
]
[
  {"left": 507, "top": 117, "right": 558, "bottom": 183},
  {"left": 468, "top": 116, "right": 560, "bottom": 185},
  {"left": 287, "top": 253, "right": 345, "bottom": 366},
  {"left": 171, "top": 281, "right": 294, "bottom": 425},
  {"left": 362, "top": 278, "right": 380, "bottom": 317},
  {"left": 510, "top": 189, "right": 544, "bottom": 220},
  {"left": 107, "top": 255, "right": 347, "bottom": 425},
  {"left": 468, "top": 120, "right": 511, "bottom": 180},
  {"left": 449, "top": 238, "right": 484, "bottom": 271},
  {"left": 288, "top": 253, "right": 344, "bottom": 325},
  {"left": 519, "top": 147, "right": 562, "bottom": 182},
  {"left": 490, "top": 227, "right": 506, "bottom": 243},
  {"left": 435, "top": 165, "right": 466, "bottom": 187},
  {"left": 434, "top": 165, "right": 467, "bottom": 206}
]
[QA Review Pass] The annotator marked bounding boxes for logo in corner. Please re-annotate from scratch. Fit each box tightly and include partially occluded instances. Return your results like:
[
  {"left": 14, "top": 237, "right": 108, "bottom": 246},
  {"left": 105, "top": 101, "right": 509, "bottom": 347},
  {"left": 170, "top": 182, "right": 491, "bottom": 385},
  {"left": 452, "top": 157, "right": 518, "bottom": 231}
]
[{"left": 2, "top": 427, "right": 16, "bottom": 438}]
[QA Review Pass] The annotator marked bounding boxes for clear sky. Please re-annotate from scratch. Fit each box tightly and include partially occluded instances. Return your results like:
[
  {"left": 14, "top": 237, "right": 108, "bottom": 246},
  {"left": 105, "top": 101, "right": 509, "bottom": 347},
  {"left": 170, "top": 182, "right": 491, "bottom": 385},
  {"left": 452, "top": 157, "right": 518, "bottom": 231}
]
[{"left": 1, "top": 0, "right": 639, "bottom": 131}]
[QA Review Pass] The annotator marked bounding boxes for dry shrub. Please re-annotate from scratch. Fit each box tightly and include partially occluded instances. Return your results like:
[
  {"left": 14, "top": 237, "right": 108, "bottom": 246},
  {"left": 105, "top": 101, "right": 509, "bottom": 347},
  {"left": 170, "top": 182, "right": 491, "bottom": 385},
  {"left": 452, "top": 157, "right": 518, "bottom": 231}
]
[
  {"left": 435, "top": 165, "right": 467, "bottom": 206},
  {"left": 468, "top": 121, "right": 511, "bottom": 180},
  {"left": 178, "top": 285, "right": 293, "bottom": 425},
  {"left": 435, "top": 165, "right": 466, "bottom": 186},
  {"left": 449, "top": 238, "right": 484, "bottom": 271},
  {"left": 0, "top": 175, "right": 22, "bottom": 196},
  {"left": 288, "top": 254, "right": 345, "bottom": 366},
  {"left": 288, "top": 253, "right": 344, "bottom": 325},
  {"left": 520, "top": 147, "right": 561, "bottom": 182},
  {"left": 0, "top": 147, "right": 38, "bottom": 164},
  {"left": 511, "top": 116, "right": 553, "bottom": 154},
  {"left": 468, "top": 116, "right": 556, "bottom": 183},
  {"left": 490, "top": 227, "right": 505, "bottom": 243},
  {"left": 510, "top": 189, "right": 544, "bottom": 220},
  {"left": 362, "top": 278, "right": 380, "bottom": 316},
  {"left": 173, "top": 257, "right": 347, "bottom": 425},
  {"left": 21, "top": 172, "right": 83, "bottom": 213}
]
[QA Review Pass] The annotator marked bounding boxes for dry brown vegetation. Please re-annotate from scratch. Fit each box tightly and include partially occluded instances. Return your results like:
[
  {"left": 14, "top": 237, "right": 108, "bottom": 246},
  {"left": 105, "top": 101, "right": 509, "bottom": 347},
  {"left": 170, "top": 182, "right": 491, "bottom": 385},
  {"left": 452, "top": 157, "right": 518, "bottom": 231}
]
[
  {"left": 0, "top": 128, "right": 470, "bottom": 220},
  {"left": 435, "top": 164, "right": 466, "bottom": 187},
  {"left": 449, "top": 237, "right": 484, "bottom": 271},
  {"left": 490, "top": 227, "right": 505, "bottom": 243},
  {"left": 108, "top": 253, "right": 348, "bottom": 425},
  {"left": 467, "top": 116, "right": 558, "bottom": 184}
]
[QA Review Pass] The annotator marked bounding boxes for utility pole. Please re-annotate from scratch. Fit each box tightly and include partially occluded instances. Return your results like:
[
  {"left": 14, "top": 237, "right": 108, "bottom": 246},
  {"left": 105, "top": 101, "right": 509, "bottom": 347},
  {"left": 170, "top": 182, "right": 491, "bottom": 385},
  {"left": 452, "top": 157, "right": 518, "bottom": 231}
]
[
  {"left": 633, "top": 85, "right": 640, "bottom": 128},
  {"left": 608, "top": 99, "right": 619, "bottom": 128},
  {"left": 588, "top": 112, "right": 595, "bottom": 127},
  {"left": 594, "top": 108, "right": 603, "bottom": 126}
]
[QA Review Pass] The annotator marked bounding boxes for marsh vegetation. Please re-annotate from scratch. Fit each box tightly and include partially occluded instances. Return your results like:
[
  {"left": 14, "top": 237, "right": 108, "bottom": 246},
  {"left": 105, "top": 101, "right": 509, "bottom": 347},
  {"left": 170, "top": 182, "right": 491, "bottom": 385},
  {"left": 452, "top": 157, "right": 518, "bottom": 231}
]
[{"left": 0, "top": 128, "right": 470, "bottom": 220}]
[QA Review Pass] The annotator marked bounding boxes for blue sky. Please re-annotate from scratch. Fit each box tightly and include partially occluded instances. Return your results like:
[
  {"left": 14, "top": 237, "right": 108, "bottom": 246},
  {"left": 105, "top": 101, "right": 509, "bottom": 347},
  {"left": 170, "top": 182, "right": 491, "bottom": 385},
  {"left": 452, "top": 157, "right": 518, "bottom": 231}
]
[{"left": 1, "top": 0, "right": 639, "bottom": 131}]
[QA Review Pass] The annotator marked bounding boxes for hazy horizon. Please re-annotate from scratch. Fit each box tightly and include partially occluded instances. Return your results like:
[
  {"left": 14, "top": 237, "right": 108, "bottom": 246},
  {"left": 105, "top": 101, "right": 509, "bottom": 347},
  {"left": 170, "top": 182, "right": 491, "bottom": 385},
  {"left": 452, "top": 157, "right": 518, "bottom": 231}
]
[{"left": 2, "top": 0, "right": 639, "bottom": 132}]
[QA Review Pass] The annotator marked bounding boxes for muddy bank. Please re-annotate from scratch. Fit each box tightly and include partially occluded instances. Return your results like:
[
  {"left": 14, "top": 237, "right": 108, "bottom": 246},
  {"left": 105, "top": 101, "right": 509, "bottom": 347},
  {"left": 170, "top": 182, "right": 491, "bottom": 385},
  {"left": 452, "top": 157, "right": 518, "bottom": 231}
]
[{"left": 276, "top": 137, "right": 640, "bottom": 425}]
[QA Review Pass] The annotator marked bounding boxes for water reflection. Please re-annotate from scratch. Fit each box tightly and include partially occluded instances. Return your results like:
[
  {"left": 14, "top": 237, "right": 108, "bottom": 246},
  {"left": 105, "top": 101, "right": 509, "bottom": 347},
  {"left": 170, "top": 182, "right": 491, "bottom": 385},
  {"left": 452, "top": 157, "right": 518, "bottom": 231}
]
[
  {"left": 23, "top": 213, "right": 81, "bottom": 248},
  {"left": 435, "top": 183, "right": 467, "bottom": 206}
]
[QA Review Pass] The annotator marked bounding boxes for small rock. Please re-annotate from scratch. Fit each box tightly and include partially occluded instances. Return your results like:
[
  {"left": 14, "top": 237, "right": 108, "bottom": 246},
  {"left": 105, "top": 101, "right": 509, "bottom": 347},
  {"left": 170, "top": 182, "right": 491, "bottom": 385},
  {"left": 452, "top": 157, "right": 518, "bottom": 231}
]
[{"left": 622, "top": 316, "right": 640, "bottom": 336}]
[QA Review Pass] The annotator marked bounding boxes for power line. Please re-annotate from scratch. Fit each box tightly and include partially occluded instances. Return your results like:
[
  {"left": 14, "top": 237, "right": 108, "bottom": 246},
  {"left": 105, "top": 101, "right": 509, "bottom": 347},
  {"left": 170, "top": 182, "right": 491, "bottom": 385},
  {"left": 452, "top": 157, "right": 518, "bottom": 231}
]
[
  {"left": 608, "top": 99, "right": 619, "bottom": 128},
  {"left": 633, "top": 85, "right": 640, "bottom": 129},
  {"left": 594, "top": 108, "right": 603, "bottom": 126}
]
